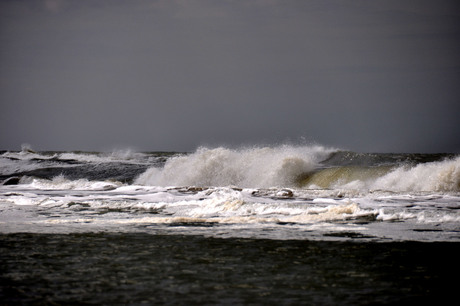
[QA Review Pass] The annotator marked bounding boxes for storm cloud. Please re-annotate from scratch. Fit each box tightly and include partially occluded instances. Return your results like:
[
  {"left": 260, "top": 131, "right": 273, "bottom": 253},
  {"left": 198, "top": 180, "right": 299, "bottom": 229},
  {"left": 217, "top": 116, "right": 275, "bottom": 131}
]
[{"left": 1, "top": 0, "right": 459, "bottom": 152}]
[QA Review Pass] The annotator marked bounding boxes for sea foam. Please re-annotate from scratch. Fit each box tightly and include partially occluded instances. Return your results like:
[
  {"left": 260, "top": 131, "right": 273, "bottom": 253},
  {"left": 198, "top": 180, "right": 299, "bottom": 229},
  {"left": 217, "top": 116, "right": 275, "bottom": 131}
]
[
  {"left": 328, "top": 156, "right": 460, "bottom": 192},
  {"left": 135, "top": 145, "right": 334, "bottom": 188},
  {"left": 370, "top": 156, "right": 460, "bottom": 192},
  {"left": 135, "top": 145, "right": 460, "bottom": 192}
]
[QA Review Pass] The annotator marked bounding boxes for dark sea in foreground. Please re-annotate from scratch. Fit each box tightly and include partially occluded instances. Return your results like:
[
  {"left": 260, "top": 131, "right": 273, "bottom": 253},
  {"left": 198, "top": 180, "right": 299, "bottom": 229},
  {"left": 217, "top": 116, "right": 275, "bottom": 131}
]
[
  {"left": 1, "top": 146, "right": 459, "bottom": 304},
  {"left": 1, "top": 233, "right": 458, "bottom": 305}
]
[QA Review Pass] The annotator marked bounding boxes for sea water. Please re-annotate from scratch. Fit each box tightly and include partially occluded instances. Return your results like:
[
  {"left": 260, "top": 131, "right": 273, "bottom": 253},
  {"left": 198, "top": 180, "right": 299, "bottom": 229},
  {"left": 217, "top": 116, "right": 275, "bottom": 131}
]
[{"left": 1, "top": 145, "right": 459, "bottom": 304}]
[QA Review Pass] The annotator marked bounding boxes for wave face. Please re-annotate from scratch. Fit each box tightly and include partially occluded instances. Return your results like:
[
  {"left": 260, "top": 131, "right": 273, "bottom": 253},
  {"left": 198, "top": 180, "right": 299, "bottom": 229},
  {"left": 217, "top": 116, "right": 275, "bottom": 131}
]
[
  {"left": 303, "top": 156, "right": 460, "bottom": 193},
  {"left": 367, "top": 158, "right": 460, "bottom": 192},
  {"left": 135, "top": 146, "right": 460, "bottom": 192},
  {"left": 135, "top": 145, "right": 334, "bottom": 188}
]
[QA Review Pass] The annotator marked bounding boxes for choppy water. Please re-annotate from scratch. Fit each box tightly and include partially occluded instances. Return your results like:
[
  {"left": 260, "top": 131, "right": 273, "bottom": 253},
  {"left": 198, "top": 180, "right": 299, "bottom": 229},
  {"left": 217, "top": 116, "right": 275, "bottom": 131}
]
[
  {"left": 1, "top": 145, "right": 459, "bottom": 304},
  {"left": 1, "top": 145, "right": 459, "bottom": 241}
]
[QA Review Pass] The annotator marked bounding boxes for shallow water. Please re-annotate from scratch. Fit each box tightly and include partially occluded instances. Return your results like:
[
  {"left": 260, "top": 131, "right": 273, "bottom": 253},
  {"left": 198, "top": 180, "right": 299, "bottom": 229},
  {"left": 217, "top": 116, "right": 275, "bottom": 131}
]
[{"left": 1, "top": 233, "right": 458, "bottom": 305}]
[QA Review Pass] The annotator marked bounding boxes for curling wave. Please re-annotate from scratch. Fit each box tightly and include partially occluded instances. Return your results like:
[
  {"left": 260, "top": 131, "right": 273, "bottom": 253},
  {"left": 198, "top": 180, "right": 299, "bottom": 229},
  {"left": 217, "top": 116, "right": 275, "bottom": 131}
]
[
  {"left": 135, "top": 145, "right": 334, "bottom": 188},
  {"left": 301, "top": 157, "right": 460, "bottom": 192},
  {"left": 136, "top": 146, "right": 460, "bottom": 192}
]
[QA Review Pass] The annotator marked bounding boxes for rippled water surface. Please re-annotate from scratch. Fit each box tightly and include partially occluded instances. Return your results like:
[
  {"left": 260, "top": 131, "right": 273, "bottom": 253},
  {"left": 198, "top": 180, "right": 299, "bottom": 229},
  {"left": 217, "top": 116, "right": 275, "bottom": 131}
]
[{"left": 1, "top": 233, "right": 458, "bottom": 305}]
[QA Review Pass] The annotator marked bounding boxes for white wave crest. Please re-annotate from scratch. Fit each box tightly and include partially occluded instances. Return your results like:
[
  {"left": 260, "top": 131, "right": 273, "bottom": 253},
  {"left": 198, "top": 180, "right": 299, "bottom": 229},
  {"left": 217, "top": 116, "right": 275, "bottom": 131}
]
[
  {"left": 370, "top": 156, "right": 460, "bottom": 192},
  {"left": 135, "top": 145, "right": 334, "bottom": 188},
  {"left": 30, "top": 175, "right": 121, "bottom": 191},
  {"left": 58, "top": 150, "right": 147, "bottom": 164}
]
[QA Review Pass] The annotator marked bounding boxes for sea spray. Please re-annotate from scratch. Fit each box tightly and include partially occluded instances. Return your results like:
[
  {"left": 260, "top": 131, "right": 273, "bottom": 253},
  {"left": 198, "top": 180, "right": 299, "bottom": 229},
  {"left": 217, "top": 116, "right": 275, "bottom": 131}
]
[
  {"left": 370, "top": 156, "right": 460, "bottom": 192},
  {"left": 135, "top": 146, "right": 460, "bottom": 192},
  {"left": 135, "top": 145, "right": 335, "bottom": 188},
  {"left": 300, "top": 157, "right": 460, "bottom": 192}
]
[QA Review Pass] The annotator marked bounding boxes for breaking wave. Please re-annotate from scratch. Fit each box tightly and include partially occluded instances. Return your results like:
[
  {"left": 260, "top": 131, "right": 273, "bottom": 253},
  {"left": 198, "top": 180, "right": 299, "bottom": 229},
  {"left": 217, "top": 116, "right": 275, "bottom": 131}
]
[
  {"left": 135, "top": 145, "right": 334, "bottom": 188},
  {"left": 302, "top": 157, "right": 460, "bottom": 192},
  {"left": 136, "top": 146, "right": 460, "bottom": 192}
]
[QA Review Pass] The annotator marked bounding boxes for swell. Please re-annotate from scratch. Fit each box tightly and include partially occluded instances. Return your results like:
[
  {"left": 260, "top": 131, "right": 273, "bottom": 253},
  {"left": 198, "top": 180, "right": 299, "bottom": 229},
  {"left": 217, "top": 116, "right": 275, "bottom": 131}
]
[
  {"left": 0, "top": 150, "right": 171, "bottom": 184},
  {"left": 321, "top": 151, "right": 458, "bottom": 167}
]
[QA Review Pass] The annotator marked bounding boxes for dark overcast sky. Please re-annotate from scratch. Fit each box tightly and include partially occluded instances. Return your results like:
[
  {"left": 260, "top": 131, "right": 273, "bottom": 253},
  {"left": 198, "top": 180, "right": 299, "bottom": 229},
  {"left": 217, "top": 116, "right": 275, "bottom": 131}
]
[{"left": 1, "top": 0, "right": 459, "bottom": 153}]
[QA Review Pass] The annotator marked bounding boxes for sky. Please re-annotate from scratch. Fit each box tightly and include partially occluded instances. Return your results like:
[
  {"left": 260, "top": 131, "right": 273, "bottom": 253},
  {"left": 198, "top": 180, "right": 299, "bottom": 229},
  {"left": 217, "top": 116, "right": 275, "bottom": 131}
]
[{"left": 1, "top": 0, "right": 459, "bottom": 153}]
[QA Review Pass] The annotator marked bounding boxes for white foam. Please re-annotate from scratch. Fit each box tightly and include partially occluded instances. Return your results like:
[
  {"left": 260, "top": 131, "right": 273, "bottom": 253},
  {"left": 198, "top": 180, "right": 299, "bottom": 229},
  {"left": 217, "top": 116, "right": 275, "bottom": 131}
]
[
  {"left": 2, "top": 180, "right": 459, "bottom": 240},
  {"left": 0, "top": 150, "right": 62, "bottom": 176},
  {"left": 323, "top": 157, "right": 460, "bottom": 193},
  {"left": 29, "top": 175, "right": 121, "bottom": 191},
  {"left": 136, "top": 145, "right": 334, "bottom": 188},
  {"left": 370, "top": 156, "right": 460, "bottom": 192},
  {"left": 0, "top": 157, "right": 42, "bottom": 176},
  {"left": 283, "top": 203, "right": 364, "bottom": 223}
]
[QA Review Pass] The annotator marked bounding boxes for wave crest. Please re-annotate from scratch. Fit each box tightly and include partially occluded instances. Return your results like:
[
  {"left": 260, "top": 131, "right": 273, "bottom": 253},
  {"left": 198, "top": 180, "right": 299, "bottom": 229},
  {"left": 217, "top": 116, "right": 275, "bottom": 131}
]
[
  {"left": 372, "top": 156, "right": 460, "bottom": 192},
  {"left": 302, "top": 156, "right": 460, "bottom": 192},
  {"left": 135, "top": 145, "right": 334, "bottom": 188}
]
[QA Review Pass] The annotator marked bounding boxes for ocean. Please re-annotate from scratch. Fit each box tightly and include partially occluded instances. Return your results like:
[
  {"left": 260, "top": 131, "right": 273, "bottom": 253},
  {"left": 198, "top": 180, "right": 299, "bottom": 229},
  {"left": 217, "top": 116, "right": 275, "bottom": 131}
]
[{"left": 1, "top": 145, "right": 459, "bottom": 304}]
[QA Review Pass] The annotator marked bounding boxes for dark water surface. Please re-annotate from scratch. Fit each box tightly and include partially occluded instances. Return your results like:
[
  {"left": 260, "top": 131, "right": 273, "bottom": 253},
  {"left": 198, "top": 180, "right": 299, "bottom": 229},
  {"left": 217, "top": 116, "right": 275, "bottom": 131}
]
[{"left": 1, "top": 233, "right": 458, "bottom": 305}]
